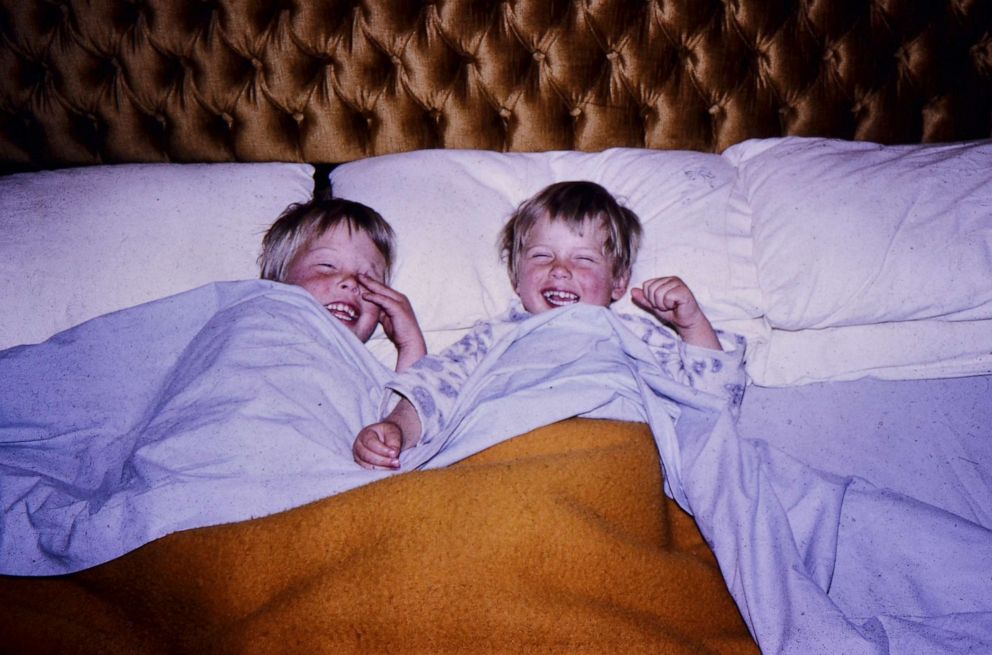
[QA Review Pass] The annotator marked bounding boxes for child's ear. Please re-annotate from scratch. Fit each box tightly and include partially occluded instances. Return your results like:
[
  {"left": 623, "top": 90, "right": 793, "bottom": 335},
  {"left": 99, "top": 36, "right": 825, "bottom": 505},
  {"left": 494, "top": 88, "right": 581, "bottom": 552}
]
[
  {"left": 610, "top": 271, "right": 630, "bottom": 301},
  {"left": 509, "top": 270, "right": 520, "bottom": 294}
]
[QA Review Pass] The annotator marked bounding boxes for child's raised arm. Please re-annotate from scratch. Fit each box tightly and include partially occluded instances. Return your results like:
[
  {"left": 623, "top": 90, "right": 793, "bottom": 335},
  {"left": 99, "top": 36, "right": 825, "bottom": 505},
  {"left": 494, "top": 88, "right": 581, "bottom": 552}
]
[
  {"left": 358, "top": 274, "right": 427, "bottom": 372},
  {"left": 630, "top": 276, "right": 722, "bottom": 350}
]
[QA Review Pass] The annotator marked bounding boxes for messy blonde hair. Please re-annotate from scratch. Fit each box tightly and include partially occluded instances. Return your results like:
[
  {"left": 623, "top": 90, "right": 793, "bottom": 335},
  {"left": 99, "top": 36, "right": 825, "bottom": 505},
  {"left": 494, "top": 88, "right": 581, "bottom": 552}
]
[
  {"left": 259, "top": 191, "right": 395, "bottom": 283},
  {"left": 499, "top": 180, "right": 642, "bottom": 282}
]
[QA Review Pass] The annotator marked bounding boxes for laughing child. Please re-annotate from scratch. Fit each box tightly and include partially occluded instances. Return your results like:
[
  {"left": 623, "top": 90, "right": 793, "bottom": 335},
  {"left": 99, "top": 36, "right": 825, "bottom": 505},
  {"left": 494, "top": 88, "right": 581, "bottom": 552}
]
[
  {"left": 352, "top": 181, "right": 745, "bottom": 469},
  {"left": 259, "top": 192, "right": 426, "bottom": 372}
]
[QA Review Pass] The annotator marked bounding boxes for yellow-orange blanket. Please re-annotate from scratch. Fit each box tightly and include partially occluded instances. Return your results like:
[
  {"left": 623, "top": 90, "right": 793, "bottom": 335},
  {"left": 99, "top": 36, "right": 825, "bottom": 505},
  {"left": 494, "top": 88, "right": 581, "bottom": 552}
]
[{"left": 0, "top": 419, "right": 756, "bottom": 654}]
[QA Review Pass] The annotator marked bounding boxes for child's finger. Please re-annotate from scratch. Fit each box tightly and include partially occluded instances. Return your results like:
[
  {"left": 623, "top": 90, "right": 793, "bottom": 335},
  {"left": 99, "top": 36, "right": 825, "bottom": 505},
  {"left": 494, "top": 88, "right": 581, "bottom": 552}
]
[
  {"left": 354, "top": 434, "right": 400, "bottom": 469},
  {"left": 641, "top": 278, "right": 676, "bottom": 310},
  {"left": 630, "top": 287, "right": 650, "bottom": 310},
  {"left": 359, "top": 282, "right": 411, "bottom": 313},
  {"left": 354, "top": 446, "right": 399, "bottom": 470},
  {"left": 361, "top": 288, "right": 399, "bottom": 307},
  {"left": 363, "top": 292, "right": 418, "bottom": 331},
  {"left": 661, "top": 279, "right": 693, "bottom": 307},
  {"left": 362, "top": 294, "right": 410, "bottom": 327},
  {"left": 367, "top": 436, "right": 399, "bottom": 458},
  {"left": 358, "top": 288, "right": 387, "bottom": 309},
  {"left": 358, "top": 274, "right": 403, "bottom": 301}
]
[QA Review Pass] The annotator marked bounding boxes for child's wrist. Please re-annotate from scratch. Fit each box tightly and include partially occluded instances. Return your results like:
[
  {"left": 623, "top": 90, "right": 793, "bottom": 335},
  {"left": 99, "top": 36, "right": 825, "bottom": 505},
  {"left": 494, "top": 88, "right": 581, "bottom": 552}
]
[
  {"left": 398, "top": 345, "right": 427, "bottom": 364},
  {"left": 676, "top": 321, "right": 721, "bottom": 350},
  {"left": 674, "top": 315, "right": 710, "bottom": 336}
]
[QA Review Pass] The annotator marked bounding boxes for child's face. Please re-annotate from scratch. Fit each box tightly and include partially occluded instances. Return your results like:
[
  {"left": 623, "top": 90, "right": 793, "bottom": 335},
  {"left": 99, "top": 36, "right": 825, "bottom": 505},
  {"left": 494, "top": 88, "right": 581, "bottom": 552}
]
[
  {"left": 284, "top": 222, "right": 388, "bottom": 343},
  {"left": 513, "top": 215, "right": 628, "bottom": 314}
]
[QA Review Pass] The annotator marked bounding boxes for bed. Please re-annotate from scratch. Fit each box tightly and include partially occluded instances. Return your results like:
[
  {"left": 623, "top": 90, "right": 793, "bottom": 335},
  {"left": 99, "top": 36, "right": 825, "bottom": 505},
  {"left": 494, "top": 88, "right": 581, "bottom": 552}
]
[{"left": 1, "top": 1, "right": 991, "bottom": 654}]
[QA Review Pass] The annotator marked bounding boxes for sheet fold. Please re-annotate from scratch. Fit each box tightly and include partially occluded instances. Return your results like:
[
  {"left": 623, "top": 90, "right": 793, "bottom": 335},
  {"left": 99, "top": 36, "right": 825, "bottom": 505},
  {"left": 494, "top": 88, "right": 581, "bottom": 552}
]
[{"left": 2, "top": 287, "right": 990, "bottom": 654}]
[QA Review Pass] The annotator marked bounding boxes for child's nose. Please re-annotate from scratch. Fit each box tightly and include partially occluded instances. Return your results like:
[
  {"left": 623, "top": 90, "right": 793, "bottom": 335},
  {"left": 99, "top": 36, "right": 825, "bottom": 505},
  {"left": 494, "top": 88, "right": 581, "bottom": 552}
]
[
  {"left": 338, "top": 273, "right": 359, "bottom": 291},
  {"left": 550, "top": 261, "right": 571, "bottom": 278}
]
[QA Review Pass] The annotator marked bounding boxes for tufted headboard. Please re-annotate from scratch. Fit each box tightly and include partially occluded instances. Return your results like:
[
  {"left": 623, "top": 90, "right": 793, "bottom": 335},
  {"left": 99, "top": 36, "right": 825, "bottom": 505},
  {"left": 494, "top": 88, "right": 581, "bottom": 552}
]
[{"left": 2, "top": 0, "right": 991, "bottom": 170}]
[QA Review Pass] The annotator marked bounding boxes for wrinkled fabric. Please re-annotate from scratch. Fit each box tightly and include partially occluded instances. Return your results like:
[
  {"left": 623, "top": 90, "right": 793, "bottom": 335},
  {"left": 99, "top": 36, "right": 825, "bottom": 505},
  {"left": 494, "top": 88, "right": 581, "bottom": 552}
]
[
  {"left": 406, "top": 305, "right": 992, "bottom": 654},
  {"left": 2, "top": 287, "right": 990, "bottom": 654},
  {"left": 1, "top": 281, "right": 397, "bottom": 574}
]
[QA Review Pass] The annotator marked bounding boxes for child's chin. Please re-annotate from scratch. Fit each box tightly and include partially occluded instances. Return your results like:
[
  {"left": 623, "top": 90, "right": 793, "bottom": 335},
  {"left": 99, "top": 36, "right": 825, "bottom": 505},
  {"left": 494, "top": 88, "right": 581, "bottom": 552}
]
[
  {"left": 525, "top": 301, "right": 552, "bottom": 314},
  {"left": 535, "top": 300, "right": 580, "bottom": 313},
  {"left": 335, "top": 317, "right": 366, "bottom": 339},
  {"left": 358, "top": 322, "right": 383, "bottom": 344}
]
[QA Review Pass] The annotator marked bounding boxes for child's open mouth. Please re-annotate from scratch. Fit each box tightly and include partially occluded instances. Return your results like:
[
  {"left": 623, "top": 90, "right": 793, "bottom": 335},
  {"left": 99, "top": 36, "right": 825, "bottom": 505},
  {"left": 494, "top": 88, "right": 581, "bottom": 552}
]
[
  {"left": 542, "top": 289, "right": 579, "bottom": 306},
  {"left": 325, "top": 302, "right": 359, "bottom": 322}
]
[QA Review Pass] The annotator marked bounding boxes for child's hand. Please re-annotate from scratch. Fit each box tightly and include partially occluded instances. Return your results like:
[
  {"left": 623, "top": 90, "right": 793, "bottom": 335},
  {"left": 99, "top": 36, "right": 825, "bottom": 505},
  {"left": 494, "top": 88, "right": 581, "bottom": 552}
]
[
  {"left": 631, "top": 276, "right": 705, "bottom": 330},
  {"left": 358, "top": 274, "right": 427, "bottom": 371},
  {"left": 353, "top": 421, "right": 402, "bottom": 470},
  {"left": 631, "top": 276, "right": 722, "bottom": 350}
]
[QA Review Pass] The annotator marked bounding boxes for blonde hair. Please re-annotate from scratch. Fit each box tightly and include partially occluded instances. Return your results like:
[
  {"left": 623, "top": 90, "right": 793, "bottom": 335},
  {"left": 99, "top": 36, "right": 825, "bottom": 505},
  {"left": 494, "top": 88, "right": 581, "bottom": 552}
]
[
  {"left": 259, "top": 193, "right": 395, "bottom": 283},
  {"left": 499, "top": 181, "right": 641, "bottom": 281}
]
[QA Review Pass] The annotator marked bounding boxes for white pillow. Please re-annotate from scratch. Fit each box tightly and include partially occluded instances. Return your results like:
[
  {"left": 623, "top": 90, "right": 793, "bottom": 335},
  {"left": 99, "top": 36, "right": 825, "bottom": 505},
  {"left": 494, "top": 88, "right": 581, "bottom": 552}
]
[
  {"left": 329, "top": 147, "right": 765, "bottom": 357},
  {"left": 748, "top": 320, "right": 992, "bottom": 387},
  {"left": 723, "top": 137, "right": 992, "bottom": 330},
  {"left": 0, "top": 163, "right": 314, "bottom": 349}
]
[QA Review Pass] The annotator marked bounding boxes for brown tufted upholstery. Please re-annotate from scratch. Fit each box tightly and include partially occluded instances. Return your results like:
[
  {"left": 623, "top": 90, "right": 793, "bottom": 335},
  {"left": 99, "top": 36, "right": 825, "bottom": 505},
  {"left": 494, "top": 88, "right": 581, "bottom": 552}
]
[{"left": 1, "top": 0, "right": 990, "bottom": 167}]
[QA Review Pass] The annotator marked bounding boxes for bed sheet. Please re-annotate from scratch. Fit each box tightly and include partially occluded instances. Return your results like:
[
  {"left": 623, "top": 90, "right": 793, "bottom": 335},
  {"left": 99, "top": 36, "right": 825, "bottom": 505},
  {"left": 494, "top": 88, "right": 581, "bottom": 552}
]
[
  {"left": 738, "top": 375, "right": 992, "bottom": 530},
  {"left": 2, "top": 284, "right": 991, "bottom": 653}
]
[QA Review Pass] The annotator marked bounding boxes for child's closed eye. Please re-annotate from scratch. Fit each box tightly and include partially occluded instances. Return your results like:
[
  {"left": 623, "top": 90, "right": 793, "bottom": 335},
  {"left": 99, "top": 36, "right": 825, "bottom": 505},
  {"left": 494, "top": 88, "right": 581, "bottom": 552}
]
[{"left": 360, "top": 269, "right": 386, "bottom": 283}]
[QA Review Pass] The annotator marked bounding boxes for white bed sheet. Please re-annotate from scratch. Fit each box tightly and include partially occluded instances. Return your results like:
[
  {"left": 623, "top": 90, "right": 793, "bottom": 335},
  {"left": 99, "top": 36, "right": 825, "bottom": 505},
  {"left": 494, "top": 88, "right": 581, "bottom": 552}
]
[
  {"left": 738, "top": 374, "right": 992, "bottom": 529},
  {"left": 2, "top": 286, "right": 990, "bottom": 653}
]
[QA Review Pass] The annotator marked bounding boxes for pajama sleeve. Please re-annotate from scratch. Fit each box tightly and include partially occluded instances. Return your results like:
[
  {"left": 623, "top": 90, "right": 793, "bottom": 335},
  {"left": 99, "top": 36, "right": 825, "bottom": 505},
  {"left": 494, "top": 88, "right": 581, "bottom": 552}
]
[
  {"left": 619, "top": 312, "right": 748, "bottom": 415},
  {"left": 383, "top": 320, "right": 499, "bottom": 446}
]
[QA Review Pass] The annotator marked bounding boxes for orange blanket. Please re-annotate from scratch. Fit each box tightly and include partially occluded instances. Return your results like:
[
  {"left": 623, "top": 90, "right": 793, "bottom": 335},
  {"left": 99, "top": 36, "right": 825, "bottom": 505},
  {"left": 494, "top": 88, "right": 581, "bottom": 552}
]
[{"left": 0, "top": 419, "right": 756, "bottom": 654}]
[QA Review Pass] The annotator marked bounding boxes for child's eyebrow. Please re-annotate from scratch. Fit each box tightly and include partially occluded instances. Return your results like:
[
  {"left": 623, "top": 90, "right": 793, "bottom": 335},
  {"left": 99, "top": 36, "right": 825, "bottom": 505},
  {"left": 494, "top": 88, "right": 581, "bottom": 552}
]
[{"left": 305, "top": 246, "right": 340, "bottom": 255}]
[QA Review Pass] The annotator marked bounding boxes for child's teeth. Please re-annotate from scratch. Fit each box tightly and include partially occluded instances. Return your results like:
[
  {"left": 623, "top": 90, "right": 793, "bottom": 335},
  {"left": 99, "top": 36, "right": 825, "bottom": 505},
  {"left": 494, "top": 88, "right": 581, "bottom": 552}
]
[
  {"left": 327, "top": 303, "right": 357, "bottom": 320},
  {"left": 543, "top": 290, "right": 578, "bottom": 305}
]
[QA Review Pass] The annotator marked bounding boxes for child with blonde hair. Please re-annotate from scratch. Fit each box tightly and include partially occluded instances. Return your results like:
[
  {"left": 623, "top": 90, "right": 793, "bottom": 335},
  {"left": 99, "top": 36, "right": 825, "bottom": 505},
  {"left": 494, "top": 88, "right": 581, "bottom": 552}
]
[
  {"left": 353, "top": 181, "right": 745, "bottom": 469},
  {"left": 259, "top": 191, "right": 426, "bottom": 372}
]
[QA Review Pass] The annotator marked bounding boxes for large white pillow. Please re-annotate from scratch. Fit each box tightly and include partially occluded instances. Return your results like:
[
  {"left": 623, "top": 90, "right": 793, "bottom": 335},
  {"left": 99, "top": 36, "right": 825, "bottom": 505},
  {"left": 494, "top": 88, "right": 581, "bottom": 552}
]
[
  {"left": 723, "top": 137, "right": 992, "bottom": 330},
  {"left": 329, "top": 148, "right": 765, "bottom": 359},
  {"left": 748, "top": 320, "right": 992, "bottom": 387},
  {"left": 0, "top": 163, "right": 314, "bottom": 349}
]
